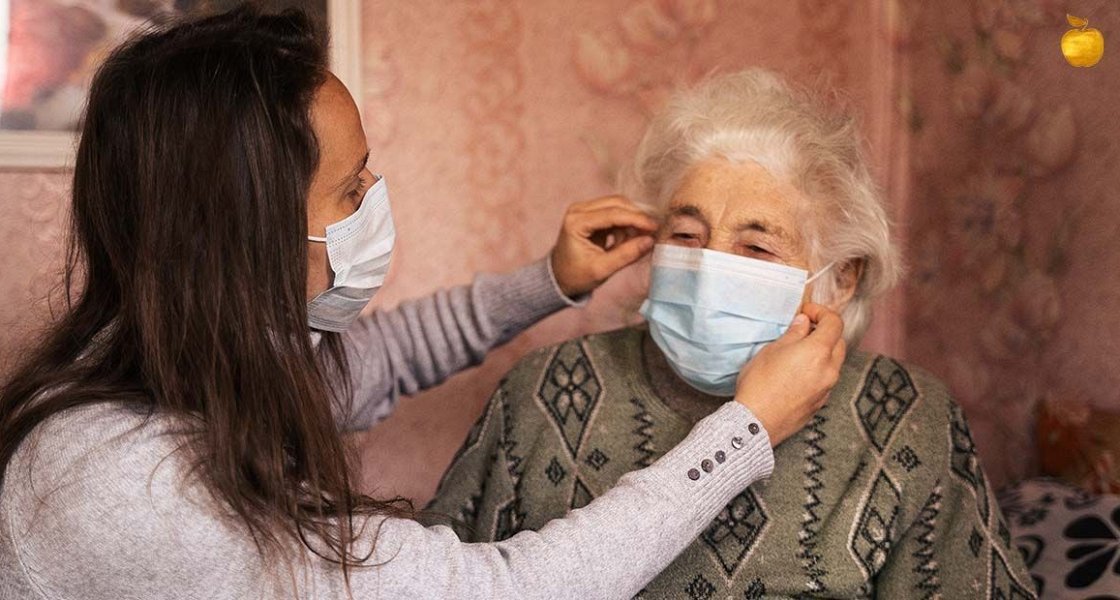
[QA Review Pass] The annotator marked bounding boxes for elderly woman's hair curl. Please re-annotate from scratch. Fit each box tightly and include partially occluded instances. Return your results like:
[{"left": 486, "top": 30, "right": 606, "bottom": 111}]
[{"left": 628, "top": 68, "right": 902, "bottom": 344}]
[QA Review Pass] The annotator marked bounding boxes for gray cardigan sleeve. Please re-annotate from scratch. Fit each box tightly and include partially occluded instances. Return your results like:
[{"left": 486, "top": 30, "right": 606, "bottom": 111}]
[
  {"left": 336, "top": 257, "right": 580, "bottom": 431},
  {"left": 3, "top": 402, "right": 774, "bottom": 600}
]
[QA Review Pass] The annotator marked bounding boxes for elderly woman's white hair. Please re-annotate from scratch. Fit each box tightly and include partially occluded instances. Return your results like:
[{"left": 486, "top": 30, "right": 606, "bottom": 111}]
[{"left": 625, "top": 68, "right": 902, "bottom": 344}]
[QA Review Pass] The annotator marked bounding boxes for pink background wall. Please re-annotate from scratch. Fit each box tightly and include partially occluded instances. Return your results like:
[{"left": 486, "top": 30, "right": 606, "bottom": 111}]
[
  {"left": 0, "top": 0, "right": 1114, "bottom": 502},
  {"left": 901, "top": 0, "right": 1120, "bottom": 488}
]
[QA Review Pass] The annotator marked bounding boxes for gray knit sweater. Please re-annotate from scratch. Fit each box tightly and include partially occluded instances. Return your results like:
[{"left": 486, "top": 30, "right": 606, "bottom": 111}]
[
  {"left": 0, "top": 259, "right": 775, "bottom": 600},
  {"left": 428, "top": 327, "right": 1038, "bottom": 599}
]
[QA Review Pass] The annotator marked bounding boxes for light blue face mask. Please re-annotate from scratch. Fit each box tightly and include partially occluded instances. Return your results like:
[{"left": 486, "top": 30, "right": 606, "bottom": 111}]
[
  {"left": 639, "top": 244, "right": 833, "bottom": 397},
  {"left": 307, "top": 176, "right": 394, "bottom": 333}
]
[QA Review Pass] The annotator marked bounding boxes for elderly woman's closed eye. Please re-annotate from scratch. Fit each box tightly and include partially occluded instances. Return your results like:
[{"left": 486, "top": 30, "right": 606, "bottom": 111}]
[{"left": 659, "top": 166, "right": 807, "bottom": 266}]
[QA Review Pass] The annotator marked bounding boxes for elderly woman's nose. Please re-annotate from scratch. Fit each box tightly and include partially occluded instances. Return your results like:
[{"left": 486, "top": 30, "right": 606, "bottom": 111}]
[{"left": 704, "top": 236, "right": 737, "bottom": 254}]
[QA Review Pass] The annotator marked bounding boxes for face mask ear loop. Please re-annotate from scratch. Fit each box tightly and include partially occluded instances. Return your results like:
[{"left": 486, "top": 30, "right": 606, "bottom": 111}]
[
  {"left": 307, "top": 235, "right": 328, "bottom": 243},
  {"left": 806, "top": 260, "right": 838, "bottom": 285}
]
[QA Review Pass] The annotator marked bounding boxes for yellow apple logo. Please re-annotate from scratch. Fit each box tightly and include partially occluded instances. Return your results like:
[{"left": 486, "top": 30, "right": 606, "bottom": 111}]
[{"left": 1062, "top": 14, "right": 1104, "bottom": 67}]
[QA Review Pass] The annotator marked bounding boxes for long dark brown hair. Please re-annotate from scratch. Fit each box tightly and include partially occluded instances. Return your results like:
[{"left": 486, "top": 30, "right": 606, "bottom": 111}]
[{"left": 0, "top": 5, "right": 408, "bottom": 587}]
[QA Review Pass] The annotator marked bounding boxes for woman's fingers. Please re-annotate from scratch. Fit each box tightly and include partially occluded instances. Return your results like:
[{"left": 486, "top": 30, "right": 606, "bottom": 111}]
[
  {"left": 550, "top": 196, "right": 660, "bottom": 297},
  {"left": 570, "top": 195, "right": 654, "bottom": 216},
  {"left": 596, "top": 235, "right": 655, "bottom": 276},
  {"left": 733, "top": 303, "right": 849, "bottom": 446},
  {"left": 802, "top": 303, "right": 844, "bottom": 346},
  {"left": 830, "top": 337, "right": 847, "bottom": 373},
  {"left": 798, "top": 302, "right": 830, "bottom": 324},
  {"left": 774, "top": 313, "right": 811, "bottom": 346},
  {"left": 573, "top": 207, "right": 659, "bottom": 240}
]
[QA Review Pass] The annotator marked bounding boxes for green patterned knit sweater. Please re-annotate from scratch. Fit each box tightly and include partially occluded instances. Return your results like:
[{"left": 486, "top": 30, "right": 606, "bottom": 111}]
[{"left": 428, "top": 327, "right": 1036, "bottom": 599}]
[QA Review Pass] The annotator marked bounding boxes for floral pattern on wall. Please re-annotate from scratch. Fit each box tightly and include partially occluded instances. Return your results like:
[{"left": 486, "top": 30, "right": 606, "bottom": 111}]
[
  {"left": 461, "top": 0, "right": 531, "bottom": 267},
  {"left": 569, "top": 0, "right": 718, "bottom": 189},
  {"left": 797, "top": 0, "right": 855, "bottom": 89},
  {"left": 901, "top": 0, "right": 1120, "bottom": 488},
  {"left": 572, "top": 0, "right": 716, "bottom": 111},
  {"left": 0, "top": 171, "right": 70, "bottom": 373}
]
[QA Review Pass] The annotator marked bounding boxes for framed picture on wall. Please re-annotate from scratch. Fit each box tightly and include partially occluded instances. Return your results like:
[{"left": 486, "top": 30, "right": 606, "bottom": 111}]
[{"left": 0, "top": 0, "right": 361, "bottom": 169}]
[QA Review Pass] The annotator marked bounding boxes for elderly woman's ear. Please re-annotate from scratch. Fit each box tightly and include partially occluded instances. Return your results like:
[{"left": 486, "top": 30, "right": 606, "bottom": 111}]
[{"left": 822, "top": 258, "right": 865, "bottom": 313}]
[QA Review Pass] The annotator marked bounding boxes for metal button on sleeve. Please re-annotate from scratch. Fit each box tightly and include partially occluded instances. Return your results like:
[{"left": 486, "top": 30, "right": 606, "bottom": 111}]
[
  {"left": 701, "top": 459, "right": 714, "bottom": 473},
  {"left": 731, "top": 436, "right": 744, "bottom": 450},
  {"left": 715, "top": 450, "right": 726, "bottom": 463},
  {"left": 687, "top": 468, "right": 701, "bottom": 481},
  {"left": 748, "top": 422, "right": 760, "bottom": 435}
]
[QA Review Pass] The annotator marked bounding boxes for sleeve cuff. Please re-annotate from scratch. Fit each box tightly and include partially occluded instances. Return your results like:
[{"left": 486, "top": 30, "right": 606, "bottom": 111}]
[
  {"left": 544, "top": 254, "right": 590, "bottom": 307},
  {"left": 642, "top": 402, "right": 775, "bottom": 527}
]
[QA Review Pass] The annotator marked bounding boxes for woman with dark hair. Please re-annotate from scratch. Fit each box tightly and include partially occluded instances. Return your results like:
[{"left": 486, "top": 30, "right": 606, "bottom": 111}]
[{"left": 0, "top": 7, "right": 845, "bottom": 599}]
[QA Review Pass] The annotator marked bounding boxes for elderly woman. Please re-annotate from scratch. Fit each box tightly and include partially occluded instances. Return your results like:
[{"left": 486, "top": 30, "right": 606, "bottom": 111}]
[{"left": 429, "top": 70, "right": 1037, "bottom": 599}]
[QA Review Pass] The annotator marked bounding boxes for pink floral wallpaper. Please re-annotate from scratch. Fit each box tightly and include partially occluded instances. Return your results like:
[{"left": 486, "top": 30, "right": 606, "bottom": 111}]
[
  {"left": 7, "top": 0, "right": 1111, "bottom": 503},
  {"left": 899, "top": 0, "right": 1120, "bottom": 488},
  {"left": 0, "top": 172, "right": 69, "bottom": 374}
]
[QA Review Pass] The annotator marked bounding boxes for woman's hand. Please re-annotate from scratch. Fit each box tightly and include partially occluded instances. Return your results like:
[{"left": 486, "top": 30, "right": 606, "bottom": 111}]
[
  {"left": 734, "top": 303, "right": 847, "bottom": 446},
  {"left": 550, "top": 196, "right": 658, "bottom": 298}
]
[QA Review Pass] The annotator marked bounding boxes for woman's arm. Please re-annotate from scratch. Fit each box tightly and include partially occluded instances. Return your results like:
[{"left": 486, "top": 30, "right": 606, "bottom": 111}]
[
  {"left": 337, "top": 257, "right": 578, "bottom": 430},
  {"left": 4, "top": 402, "right": 772, "bottom": 600},
  {"left": 336, "top": 196, "right": 659, "bottom": 431},
  {"left": 361, "top": 402, "right": 772, "bottom": 599}
]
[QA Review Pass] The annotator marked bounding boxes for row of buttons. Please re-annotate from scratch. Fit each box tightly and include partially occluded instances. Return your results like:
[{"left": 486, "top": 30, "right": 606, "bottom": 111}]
[{"left": 686, "top": 422, "right": 761, "bottom": 481}]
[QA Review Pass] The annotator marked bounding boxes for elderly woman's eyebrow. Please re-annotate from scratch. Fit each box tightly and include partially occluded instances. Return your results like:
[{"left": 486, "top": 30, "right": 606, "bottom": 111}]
[
  {"left": 667, "top": 204, "right": 709, "bottom": 225},
  {"left": 736, "top": 219, "right": 793, "bottom": 242}
]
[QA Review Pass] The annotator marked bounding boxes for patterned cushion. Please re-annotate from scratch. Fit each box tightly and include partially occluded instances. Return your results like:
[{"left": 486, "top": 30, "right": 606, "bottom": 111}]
[{"left": 1000, "top": 478, "right": 1120, "bottom": 598}]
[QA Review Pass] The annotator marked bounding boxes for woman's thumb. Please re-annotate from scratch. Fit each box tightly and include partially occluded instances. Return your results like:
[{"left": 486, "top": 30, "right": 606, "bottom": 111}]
[
  {"left": 776, "top": 313, "right": 811, "bottom": 344},
  {"left": 601, "top": 235, "right": 654, "bottom": 273}
]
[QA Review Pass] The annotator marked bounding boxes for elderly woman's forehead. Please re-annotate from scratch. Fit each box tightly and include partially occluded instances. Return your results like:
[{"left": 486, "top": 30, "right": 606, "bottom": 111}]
[
  {"left": 677, "top": 157, "right": 798, "bottom": 193},
  {"left": 670, "top": 158, "right": 805, "bottom": 207}
]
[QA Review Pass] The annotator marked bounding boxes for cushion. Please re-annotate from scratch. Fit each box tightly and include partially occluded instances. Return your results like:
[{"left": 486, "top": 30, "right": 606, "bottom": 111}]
[{"left": 1000, "top": 478, "right": 1120, "bottom": 598}]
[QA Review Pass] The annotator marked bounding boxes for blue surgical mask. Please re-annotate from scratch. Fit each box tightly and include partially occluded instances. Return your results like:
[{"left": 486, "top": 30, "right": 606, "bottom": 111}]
[
  {"left": 639, "top": 244, "right": 833, "bottom": 397},
  {"left": 306, "top": 176, "right": 395, "bottom": 332}
]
